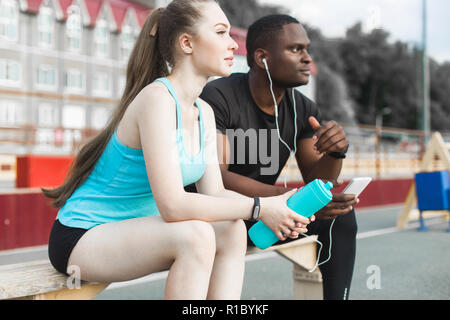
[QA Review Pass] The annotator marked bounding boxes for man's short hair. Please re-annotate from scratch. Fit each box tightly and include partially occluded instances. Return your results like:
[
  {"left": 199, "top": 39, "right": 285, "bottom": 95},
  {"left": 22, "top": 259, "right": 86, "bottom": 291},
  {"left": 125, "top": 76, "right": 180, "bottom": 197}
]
[{"left": 246, "top": 14, "right": 300, "bottom": 68}]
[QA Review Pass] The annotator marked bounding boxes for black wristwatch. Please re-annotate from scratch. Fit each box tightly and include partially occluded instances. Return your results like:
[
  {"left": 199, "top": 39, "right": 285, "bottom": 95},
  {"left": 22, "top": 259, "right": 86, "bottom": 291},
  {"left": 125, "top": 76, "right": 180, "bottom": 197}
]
[
  {"left": 250, "top": 197, "right": 261, "bottom": 222},
  {"left": 328, "top": 144, "right": 349, "bottom": 159}
]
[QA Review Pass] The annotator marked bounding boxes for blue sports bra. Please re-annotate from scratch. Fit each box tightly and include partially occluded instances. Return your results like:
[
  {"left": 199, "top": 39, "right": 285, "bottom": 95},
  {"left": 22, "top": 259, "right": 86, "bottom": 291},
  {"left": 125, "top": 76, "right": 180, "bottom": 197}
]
[{"left": 57, "top": 77, "right": 206, "bottom": 229}]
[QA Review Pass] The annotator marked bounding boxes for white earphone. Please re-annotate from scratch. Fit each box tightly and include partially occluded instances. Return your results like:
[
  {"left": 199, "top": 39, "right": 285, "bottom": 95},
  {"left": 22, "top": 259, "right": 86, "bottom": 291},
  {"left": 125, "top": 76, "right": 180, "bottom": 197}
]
[
  {"left": 261, "top": 57, "right": 336, "bottom": 273},
  {"left": 261, "top": 57, "right": 298, "bottom": 155}
]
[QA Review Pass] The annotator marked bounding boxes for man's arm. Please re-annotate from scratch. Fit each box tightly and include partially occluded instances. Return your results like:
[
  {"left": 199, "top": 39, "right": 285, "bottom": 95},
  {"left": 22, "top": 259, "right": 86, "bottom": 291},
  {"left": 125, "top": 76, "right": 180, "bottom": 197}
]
[
  {"left": 296, "top": 117, "right": 358, "bottom": 220},
  {"left": 295, "top": 137, "right": 343, "bottom": 183},
  {"left": 295, "top": 117, "right": 347, "bottom": 182}
]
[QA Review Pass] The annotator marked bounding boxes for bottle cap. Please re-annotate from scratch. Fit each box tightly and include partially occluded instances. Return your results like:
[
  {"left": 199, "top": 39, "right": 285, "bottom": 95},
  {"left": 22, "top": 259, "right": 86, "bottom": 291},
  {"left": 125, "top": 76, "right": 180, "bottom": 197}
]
[{"left": 315, "top": 180, "right": 333, "bottom": 201}]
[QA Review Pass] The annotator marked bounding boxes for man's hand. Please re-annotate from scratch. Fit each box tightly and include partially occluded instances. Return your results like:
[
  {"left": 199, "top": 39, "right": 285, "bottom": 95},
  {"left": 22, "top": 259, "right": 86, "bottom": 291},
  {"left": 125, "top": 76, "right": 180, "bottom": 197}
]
[
  {"left": 309, "top": 117, "right": 348, "bottom": 155},
  {"left": 315, "top": 179, "right": 358, "bottom": 220}
]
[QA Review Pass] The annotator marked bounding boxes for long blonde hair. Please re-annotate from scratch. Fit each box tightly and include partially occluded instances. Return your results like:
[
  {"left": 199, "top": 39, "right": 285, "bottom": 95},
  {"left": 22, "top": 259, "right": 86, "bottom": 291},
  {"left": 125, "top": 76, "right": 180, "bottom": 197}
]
[{"left": 43, "top": 0, "right": 216, "bottom": 208}]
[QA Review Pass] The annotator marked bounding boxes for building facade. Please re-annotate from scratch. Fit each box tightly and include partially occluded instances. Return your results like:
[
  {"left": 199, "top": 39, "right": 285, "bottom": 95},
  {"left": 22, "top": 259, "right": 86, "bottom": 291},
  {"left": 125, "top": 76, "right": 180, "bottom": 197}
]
[
  {"left": 0, "top": 0, "right": 313, "bottom": 156},
  {"left": 0, "top": 0, "right": 152, "bottom": 154}
]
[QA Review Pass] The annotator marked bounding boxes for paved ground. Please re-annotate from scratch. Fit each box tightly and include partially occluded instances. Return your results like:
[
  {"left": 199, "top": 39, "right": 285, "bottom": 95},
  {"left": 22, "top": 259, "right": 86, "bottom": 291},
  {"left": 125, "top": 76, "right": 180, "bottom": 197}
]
[{"left": 1, "top": 205, "right": 449, "bottom": 300}]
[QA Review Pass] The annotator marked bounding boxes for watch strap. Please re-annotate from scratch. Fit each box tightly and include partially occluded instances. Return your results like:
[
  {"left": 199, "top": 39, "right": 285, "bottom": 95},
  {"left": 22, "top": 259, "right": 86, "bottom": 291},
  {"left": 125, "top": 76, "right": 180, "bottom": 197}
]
[
  {"left": 251, "top": 197, "right": 260, "bottom": 222},
  {"left": 328, "top": 143, "right": 349, "bottom": 159}
]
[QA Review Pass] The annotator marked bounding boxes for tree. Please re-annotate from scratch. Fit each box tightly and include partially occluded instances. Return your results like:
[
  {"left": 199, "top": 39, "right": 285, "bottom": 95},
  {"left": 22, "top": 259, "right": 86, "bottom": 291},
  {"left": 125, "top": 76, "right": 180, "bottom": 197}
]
[
  {"left": 217, "top": 0, "right": 284, "bottom": 29},
  {"left": 221, "top": 3, "right": 449, "bottom": 132}
]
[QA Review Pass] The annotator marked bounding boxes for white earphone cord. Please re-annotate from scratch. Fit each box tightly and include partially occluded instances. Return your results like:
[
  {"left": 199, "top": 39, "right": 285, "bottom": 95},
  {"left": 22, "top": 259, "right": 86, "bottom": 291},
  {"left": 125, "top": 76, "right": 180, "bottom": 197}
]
[
  {"left": 263, "top": 58, "right": 334, "bottom": 273},
  {"left": 262, "top": 58, "right": 297, "bottom": 156},
  {"left": 300, "top": 218, "right": 336, "bottom": 273}
]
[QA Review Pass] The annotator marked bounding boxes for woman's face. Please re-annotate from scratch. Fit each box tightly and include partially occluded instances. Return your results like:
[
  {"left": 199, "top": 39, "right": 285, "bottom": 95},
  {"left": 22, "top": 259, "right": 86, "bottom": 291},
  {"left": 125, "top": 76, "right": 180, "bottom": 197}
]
[{"left": 189, "top": 2, "right": 238, "bottom": 77}]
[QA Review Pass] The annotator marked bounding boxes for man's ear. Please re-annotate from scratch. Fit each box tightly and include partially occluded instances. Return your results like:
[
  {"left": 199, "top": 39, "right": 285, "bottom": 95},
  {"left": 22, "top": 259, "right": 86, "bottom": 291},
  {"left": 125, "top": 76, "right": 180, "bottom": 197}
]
[
  {"left": 179, "top": 33, "right": 194, "bottom": 54},
  {"left": 254, "top": 48, "right": 269, "bottom": 69}
]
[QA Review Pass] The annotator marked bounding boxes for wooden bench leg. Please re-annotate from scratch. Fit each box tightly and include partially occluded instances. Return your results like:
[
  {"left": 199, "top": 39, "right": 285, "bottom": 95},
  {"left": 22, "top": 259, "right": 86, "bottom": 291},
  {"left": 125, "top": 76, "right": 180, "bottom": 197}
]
[
  {"left": 275, "top": 238, "right": 323, "bottom": 300},
  {"left": 27, "top": 283, "right": 109, "bottom": 300},
  {"left": 293, "top": 265, "right": 323, "bottom": 300}
]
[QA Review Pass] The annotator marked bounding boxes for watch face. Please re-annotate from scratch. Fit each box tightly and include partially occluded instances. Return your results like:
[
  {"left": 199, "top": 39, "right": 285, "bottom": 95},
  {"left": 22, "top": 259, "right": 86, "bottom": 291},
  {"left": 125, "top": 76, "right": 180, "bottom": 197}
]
[{"left": 253, "top": 206, "right": 260, "bottom": 220}]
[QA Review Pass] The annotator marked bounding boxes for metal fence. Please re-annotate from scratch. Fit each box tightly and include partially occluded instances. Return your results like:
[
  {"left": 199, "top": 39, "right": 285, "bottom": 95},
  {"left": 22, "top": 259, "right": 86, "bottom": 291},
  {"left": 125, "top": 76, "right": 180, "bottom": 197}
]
[{"left": 1, "top": 124, "right": 449, "bottom": 186}]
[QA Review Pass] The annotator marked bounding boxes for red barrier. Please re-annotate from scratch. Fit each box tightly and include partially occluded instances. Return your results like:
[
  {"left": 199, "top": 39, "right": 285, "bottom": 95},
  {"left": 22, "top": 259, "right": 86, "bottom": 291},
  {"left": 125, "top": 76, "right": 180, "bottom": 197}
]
[
  {"left": 16, "top": 155, "right": 74, "bottom": 188},
  {"left": 0, "top": 178, "right": 414, "bottom": 251},
  {"left": 0, "top": 189, "right": 57, "bottom": 251}
]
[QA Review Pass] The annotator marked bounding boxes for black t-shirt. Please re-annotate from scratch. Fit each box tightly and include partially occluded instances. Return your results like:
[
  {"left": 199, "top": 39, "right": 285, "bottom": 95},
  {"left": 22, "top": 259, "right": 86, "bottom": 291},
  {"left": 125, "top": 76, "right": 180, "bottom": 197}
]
[{"left": 200, "top": 72, "right": 321, "bottom": 185}]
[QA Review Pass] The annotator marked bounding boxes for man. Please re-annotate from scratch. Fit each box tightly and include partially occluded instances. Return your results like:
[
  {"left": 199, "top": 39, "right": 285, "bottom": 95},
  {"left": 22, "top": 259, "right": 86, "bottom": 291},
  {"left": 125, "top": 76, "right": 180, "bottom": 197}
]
[{"left": 189, "top": 14, "right": 358, "bottom": 300}]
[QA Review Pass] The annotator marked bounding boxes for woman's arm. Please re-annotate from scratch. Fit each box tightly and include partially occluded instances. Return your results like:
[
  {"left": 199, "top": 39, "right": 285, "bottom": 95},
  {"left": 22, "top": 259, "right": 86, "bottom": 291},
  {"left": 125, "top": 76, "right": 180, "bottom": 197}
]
[
  {"left": 135, "top": 86, "right": 253, "bottom": 222},
  {"left": 136, "top": 88, "right": 309, "bottom": 238}
]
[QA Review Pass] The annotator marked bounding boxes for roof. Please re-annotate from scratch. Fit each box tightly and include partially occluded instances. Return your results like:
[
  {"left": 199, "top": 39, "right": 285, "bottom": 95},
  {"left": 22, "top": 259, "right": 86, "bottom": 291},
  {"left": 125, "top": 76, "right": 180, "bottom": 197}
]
[
  {"left": 23, "top": 0, "right": 44, "bottom": 14},
  {"left": 22, "top": 0, "right": 151, "bottom": 30},
  {"left": 21, "top": 1, "right": 315, "bottom": 62}
]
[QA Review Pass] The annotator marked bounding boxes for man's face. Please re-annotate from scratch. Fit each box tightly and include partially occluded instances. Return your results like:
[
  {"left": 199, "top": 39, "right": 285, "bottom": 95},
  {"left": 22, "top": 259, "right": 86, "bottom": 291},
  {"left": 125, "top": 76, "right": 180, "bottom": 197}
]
[{"left": 267, "top": 23, "right": 312, "bottom": 87}]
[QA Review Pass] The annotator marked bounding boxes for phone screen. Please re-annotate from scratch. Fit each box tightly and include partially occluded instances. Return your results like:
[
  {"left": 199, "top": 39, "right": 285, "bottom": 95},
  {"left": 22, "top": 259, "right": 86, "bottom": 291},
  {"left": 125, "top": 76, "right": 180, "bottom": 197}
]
[{"left": 343, "top": 177, "right": 372, "bottom": 197}]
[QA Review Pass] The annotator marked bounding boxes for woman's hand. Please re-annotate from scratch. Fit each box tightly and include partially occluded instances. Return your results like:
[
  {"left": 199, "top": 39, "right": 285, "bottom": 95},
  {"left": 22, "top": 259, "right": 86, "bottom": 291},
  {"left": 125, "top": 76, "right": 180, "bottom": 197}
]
[{"left": 259, "top": 189, "right": 314, "bottom": 241}]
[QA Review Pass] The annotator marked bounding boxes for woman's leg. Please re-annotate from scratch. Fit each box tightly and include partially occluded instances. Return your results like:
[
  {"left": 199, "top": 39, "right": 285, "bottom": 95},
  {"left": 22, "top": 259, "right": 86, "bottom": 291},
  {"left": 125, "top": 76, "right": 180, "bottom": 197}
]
[
  {"left": 67, "top": 216, "right": 216, "bottom": 300},
  {"left": 207, "top": 219, "right": 247, "bottom": 300}
]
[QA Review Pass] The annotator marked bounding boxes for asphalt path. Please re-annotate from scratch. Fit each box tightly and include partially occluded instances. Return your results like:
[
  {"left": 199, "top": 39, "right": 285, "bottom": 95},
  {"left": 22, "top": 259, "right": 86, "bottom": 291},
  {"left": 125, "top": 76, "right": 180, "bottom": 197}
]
[{"left": 1, "top": 205, "right": 448, "bottom": 300}]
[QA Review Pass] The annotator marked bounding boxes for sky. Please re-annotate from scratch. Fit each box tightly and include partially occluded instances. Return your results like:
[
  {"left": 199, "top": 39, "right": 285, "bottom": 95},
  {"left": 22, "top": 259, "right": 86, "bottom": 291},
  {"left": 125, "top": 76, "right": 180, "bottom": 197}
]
[{"left": 259, "top": 0, "right": 450, "bottom": 64}]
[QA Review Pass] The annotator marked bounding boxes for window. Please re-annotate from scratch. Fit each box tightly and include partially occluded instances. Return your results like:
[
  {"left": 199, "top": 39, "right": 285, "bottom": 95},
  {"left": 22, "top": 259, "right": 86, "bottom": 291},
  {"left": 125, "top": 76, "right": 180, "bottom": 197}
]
[
  {"left": 0, "top": 59, "right": 21, "bottom": 86},
  {"left": 0, "top": 0, "right": 18, "bottom": 41},
  {"left": 62, "top": 105, "right": 85, "bottom": 129},
  {"left": 66, "top": 5, "right": 82, "bottom": 52},
  {"left": 64, "top": 69, "right": 84, "bottom": 93},
  {"left": 0, "top": 100, "right": 24, "bottom": 126},
  {"left": 36, "top": 65, "right": 56, "bottom": 90},
  {"left": 91, "top": 107, "right": 110, "bottom": 130},
  {"left": 118, "top": 75, "right": 126, "bottom": 98},
  {"left": 38, "top": 5, "right": 55, "bottom": 48},
  {"left": 120, "top": 25, "right": 135, "bottom": 61},
  {"left": 38, "top": 103, "right": 59, "bottom": 127},
  {"left": 93, "top": 72, "right": 111, "bottom": 97},
  {"left": 94, "top": 18, "right": 109, "bottom": 57}
]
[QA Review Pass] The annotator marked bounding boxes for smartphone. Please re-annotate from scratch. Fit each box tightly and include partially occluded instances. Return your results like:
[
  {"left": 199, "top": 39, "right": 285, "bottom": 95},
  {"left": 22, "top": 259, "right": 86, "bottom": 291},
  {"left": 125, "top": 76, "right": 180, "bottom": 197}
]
[{"left": 343, "top": 177, "right": 372, "bottom": 197}]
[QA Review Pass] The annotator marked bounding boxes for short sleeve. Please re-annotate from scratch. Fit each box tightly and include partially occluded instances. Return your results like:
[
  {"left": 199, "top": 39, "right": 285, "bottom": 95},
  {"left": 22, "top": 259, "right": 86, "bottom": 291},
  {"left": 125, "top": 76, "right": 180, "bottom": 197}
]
[
  {"left": 200, "top": 84, "right": 231, "bottom": 135},
  {"left": 296, "top": 90, "right": 322, "bottom": 140}
]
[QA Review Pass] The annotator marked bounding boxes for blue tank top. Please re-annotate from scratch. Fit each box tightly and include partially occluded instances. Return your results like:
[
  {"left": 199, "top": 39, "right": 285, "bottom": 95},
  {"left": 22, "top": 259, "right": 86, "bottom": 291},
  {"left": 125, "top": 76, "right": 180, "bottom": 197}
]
[{"left": 57, "top": 78, "right": 206, "bottom": 229}]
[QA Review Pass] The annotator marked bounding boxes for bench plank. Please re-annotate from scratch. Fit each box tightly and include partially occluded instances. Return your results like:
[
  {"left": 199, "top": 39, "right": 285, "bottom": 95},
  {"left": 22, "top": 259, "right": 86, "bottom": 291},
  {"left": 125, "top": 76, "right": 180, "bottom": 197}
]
[
  {"left": 1, "top": 236, "right": 319, "bottom": 300},
  {"left": 0, "top": 260, "right": 107, "bottom": 300}
]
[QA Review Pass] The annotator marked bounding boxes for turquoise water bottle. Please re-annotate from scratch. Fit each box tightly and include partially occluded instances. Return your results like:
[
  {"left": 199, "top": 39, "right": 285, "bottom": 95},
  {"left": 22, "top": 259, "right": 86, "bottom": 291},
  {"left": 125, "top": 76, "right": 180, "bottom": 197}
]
[{"left": 248, "top": 179, "right": 333, "bottom": 250}]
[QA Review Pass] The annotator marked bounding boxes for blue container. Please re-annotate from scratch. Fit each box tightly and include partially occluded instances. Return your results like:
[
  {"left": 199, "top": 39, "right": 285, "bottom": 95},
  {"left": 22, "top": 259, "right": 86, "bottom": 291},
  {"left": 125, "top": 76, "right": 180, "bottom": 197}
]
[
  {"left": 415, "top": 171, "right": 449, "bottom": 211},
  {"left": 248, "top": 179, "right": 333, "bottom": 250}
]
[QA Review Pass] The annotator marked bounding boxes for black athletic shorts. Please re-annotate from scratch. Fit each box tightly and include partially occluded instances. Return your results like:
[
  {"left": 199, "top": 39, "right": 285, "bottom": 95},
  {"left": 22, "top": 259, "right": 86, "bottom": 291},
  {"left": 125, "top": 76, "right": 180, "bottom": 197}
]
[{"left": 48, "top": 219, "right": 89, "bottom": 275}]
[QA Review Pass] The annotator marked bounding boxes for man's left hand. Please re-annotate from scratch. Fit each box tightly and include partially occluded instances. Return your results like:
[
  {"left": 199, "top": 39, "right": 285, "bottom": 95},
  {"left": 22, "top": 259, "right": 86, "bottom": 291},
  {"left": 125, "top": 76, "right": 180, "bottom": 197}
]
[
  {"left": 309, "top": 116, "right": 348, "bottom": 155},
  {"left": 315, "top": 179, "right": 358, "bottom": 220}
]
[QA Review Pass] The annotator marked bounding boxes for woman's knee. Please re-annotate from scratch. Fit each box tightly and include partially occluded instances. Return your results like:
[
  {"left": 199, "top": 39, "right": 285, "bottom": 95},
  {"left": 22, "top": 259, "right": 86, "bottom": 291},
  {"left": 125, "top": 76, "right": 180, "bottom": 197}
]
[
  {"left": 174, "top": 220, "right": 216, "bottom": 262},
  {"left": 215, "top": 219, "right": 247, "bottom": 255}
]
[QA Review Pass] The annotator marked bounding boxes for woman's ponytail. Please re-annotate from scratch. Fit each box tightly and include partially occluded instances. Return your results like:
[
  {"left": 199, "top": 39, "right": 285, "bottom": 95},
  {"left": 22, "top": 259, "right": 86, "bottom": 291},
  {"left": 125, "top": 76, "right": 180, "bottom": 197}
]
[{"left": 42, "top": 0, "right": 216, "bottom": 208}]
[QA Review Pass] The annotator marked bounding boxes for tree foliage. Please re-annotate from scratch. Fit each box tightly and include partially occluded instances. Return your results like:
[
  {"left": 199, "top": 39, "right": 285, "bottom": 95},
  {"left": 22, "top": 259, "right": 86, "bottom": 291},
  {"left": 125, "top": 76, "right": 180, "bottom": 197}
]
[{"left": 220, "top": 1, "right": 450, "bottom": 131}]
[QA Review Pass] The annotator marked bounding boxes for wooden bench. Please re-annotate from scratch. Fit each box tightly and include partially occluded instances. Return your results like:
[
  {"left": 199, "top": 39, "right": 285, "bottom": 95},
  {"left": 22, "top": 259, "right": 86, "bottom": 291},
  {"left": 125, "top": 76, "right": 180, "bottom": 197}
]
[{"left": 0, "top": 236, "right": 322, "bottom": 300}]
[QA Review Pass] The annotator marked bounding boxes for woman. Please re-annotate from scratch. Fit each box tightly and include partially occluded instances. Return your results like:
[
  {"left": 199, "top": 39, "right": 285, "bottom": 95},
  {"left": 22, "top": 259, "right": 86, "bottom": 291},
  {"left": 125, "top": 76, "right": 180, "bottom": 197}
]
[{"left": 43, "top": 0, "right": 312, "bottom": 300}]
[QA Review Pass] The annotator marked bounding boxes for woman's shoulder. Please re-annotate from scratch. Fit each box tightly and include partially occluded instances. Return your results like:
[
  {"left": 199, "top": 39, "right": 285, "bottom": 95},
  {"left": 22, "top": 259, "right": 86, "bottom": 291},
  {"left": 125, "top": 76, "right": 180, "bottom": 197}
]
[
  {"left": 131, "top": 82, "right": 176, "bottom": 117},
  {"left": 137, "top": 81, "right": 173, "bottom": 106},
  {"left": 125, "top": 81, "right": 177, "bottom": 133}
]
